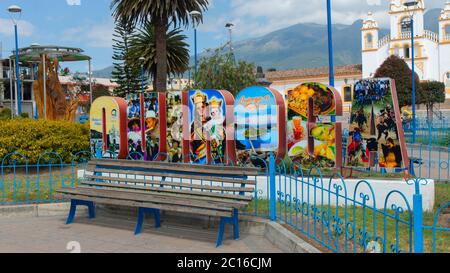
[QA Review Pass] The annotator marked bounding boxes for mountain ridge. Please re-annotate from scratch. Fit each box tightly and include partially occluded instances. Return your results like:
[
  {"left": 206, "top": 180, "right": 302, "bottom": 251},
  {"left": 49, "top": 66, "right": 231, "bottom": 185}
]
[{"left": 93, "top": 8, "right": 440, "bottom": 77}]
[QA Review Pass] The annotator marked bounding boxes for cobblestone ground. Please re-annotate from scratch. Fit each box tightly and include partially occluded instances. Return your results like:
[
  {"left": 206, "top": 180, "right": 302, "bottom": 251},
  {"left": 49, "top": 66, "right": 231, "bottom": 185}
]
[{"left": 0, "top": 216, "right": 283, "bottom": 253}]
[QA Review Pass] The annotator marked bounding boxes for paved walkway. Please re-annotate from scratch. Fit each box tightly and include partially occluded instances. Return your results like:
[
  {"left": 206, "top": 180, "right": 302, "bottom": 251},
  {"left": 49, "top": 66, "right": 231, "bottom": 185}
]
[{"left": 0, "top": 216, "right": 282, "bottom": 253}]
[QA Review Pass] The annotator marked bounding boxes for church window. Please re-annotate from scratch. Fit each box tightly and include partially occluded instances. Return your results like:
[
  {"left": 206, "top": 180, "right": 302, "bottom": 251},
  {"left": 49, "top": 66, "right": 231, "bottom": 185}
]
[
  {"left": 366, "top": 34, "right": 374, "bottom": 48},
  {"left": 401, "top": 17, "right": 412, "bottom": 34},
  {"left": 445, "top": 25, "right": 450, "bottom": 40},
  {"left": 404, "top": 45, "right": 410, "bottom": 59}
]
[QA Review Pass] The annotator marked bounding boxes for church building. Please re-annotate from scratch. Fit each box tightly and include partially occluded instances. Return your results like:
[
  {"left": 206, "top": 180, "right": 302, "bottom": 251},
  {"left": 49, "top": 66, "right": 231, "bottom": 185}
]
[{"left": 361, "top": 0, "right": 450, "bottom": 98}]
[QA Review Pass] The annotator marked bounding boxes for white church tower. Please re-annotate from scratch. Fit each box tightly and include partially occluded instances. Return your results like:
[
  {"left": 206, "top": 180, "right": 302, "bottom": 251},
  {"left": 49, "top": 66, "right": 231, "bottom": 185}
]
[
  {"left": 362, "top": 0, "right": 450, "bottom": 98},
  {"left": 439, "top": 1, "right": 450, "bottom": 92}
]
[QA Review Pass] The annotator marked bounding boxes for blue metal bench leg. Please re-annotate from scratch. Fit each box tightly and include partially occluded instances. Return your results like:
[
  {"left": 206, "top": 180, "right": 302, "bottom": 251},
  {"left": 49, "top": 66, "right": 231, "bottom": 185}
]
[
  {"left": 216, "top": 210, "right": 240, "bottom": 248},
  {"left": 66, "top": 199, "right": 95, "bottom": 225},
  {"left": 135, "top": 208, "right": 145, "bottom": 235},
  {"left": 135, "top": 208, "right": 161, "bottom": 235},
  {"left": 216, "top": 217, "right": 227, "bottom": 248},
  {"left": 66, "top": 200, "right": 77, "bottom": 225},
  {"left": 232, "top": 209, "right": 239, "bottom": 240}
]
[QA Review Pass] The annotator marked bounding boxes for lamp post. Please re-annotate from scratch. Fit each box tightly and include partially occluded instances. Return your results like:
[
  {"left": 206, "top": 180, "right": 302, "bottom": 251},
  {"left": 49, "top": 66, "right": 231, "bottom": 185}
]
[
  {"left": 139, "top": 57, "right": 145, "bottom": 93},
  {"left": 8, "top": 5, "right": 22, "bottom": 116},
  {"left": 326, "top": 0, "right": 336, "bottom": 122},
  {"left": 138, "top": 56, "right": 147, "bottom": 160},
  {"left": 189, "top": 11, "right": 202, "bottom": 74},
  {"left": 404, "top": 0, "right": 419, "bottom": 143},
  {"left": 225, "top": 23, "right": 234, "bottom": 55}
]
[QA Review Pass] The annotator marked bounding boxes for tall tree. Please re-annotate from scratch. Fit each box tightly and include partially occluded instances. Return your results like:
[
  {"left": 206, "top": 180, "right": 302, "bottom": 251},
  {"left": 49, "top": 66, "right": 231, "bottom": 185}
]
[
  {"left": 374, "top": 55, "right": 421, "bottom": 108},
  {"left": 417, "top": 81, "right": 445, "bottom": 122},
  {"left": 112, "top": 19, "right": 142, "bottom": 97},
  {"left": 193, "top": 51, "right": 256, "bottom": 95},
  {"left": 111, "top": 0, "right": 209, "bottom": 93},
  {"left": 127, "top": 22, "right": 190, "bottom": 91}
]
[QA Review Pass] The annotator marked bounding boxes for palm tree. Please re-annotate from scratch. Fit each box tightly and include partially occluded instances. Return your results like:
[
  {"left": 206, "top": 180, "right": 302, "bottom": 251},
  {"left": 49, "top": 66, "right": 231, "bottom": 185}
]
[
  {"left": 111, "top": 0, "right": 208, "bottom": 93},
  {"left": 127, "top": 22, "right": 190, "bottom": 91}
]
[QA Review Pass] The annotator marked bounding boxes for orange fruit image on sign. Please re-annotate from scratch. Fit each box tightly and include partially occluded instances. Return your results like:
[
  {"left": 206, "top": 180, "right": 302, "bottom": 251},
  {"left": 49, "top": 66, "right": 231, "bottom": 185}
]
[{"left": 287, "top": 83, "right": 336, "bottom": 118}]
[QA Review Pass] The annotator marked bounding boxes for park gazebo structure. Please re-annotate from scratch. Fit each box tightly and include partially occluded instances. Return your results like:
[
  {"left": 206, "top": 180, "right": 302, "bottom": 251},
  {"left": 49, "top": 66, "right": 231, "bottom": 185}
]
[{"left": 8, "top": 44, "right": 92, "bottom": 120}]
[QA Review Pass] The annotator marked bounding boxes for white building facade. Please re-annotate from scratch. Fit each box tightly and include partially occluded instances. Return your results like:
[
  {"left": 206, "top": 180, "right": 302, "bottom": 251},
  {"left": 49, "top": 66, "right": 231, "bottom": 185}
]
[{"left": 362, "top": 0, "right": 450, "bottom": 98}]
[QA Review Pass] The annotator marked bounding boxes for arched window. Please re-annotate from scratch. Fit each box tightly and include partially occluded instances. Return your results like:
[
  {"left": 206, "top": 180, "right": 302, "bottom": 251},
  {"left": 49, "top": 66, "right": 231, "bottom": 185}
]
[
  {"left": 401, "top": 17, "right": 412, "bottom": 34},
  {"left": 366, "top": 33, "right": 374, "bottom": 48},
  {"left": 404, "top": 44, "right": 410, "bottom": 58},
  {"left": 445, "top": 25, "right": 450, "bottom": 41}
]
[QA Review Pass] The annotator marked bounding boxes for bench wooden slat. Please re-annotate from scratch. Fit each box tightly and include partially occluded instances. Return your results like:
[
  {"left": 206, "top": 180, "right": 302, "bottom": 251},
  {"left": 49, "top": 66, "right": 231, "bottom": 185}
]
[
  {"left": 57, "top": 193, "right": 232, "bottom": 218},
  {"left": 76, "top": 182, "right": 251, "bottom": 207},
  {"left": 84, "top": 174, "right": 255, "bottom": 193},
  {"left": 78, "top": 179, "right": 252, "bottom": 202},
  {"left": 57, "top": 187, "right": 243, "bottom": 211},
  {"left": 90, "top": 159, "right": 261, "bottom": 176},
  {"left": 87, "top": 168, "right": 257, "bottom": 185}
]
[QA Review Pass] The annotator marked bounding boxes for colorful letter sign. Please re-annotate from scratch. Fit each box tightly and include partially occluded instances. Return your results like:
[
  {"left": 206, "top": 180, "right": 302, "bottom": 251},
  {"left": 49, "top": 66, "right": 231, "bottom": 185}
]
[
  {"left": 345, "top": 78, "right": 409, "bottom": 169},
  {"left": 234, "top": 86, "right": 286, "bottom": 165},
  {"left": 166, "top": 91, "right": 184, "bottom": 163},
  {"left": 90, "top": 96, "right": 128, "bottom": 159},
  {"left": 287, "top": 83, "right": 343, "bottom": 170},
  {"left": 126, "top": 92, "right": 166, "bottom": 161},
  {"left": 184, "top": 90, "right": 236, "bottom": 165}
]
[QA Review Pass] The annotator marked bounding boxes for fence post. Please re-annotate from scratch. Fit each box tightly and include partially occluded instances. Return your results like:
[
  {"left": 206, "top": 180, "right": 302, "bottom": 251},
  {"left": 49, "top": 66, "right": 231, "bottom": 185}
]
[
  {"left": 269, "top": 152, "right": 276, "bottom": 221},
  {"left": 413, "top": 179, "right": 424, "bottom": 253},
  {"left": 427, "top": 121, "right": 432, "bottom": 147}
]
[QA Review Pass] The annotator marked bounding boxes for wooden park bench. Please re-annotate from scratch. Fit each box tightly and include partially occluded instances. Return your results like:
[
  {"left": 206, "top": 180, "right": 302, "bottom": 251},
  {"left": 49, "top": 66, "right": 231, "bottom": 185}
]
[{"left": 56, "top": 159, "right": 260, "bottom": 247}]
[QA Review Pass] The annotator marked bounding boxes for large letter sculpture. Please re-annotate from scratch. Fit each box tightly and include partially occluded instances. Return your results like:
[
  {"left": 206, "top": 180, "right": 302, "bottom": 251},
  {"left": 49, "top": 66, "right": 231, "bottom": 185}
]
[
  {"left": 184, "top": 90, "right": 236, "bottom": 165},
  {"left": 234, "top": 86, "right": 286, "bottom": 166},
  {"left": 345, "top": 78, "right": 409, "bottom": 170},
  {"left": 90, "top": 96, "right": 128, "bottom": 159},
  {"left": 287, "top": 83, "right": 343, "bottom": 170},
  {"left": 166, "top": 91, "right": 184, "bottom": 163},
  {"left": 126, "top": 92, "right": 166, "bottom": 161}
]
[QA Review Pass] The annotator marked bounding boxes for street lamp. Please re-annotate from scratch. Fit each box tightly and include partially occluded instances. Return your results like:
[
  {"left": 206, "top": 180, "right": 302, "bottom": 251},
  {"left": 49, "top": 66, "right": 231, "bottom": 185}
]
[
  {"left": 404, "top": 0, "right": 419, "bottom": 143},
  {"left": 326, "top": 0, "right": 336, "bottom": 122},
  {"left": 189, "top": 11, "right": 202, "bottom": 74},
  {"left": 225, "top": 23, "right": 234, "bottom": 54},
  {"left": 139, "top": 57, "right": 146, "bottom": 93},
  {"left": 8, "top": 5, "right": 22, "bottom": 116},
  {"left": 138, "top": 56, "right": 147, "bottom": 160}
]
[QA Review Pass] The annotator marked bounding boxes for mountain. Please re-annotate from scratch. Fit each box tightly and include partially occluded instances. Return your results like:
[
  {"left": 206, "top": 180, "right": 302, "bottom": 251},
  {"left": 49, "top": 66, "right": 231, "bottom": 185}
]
[
  {"left": 93, "top": 9, "right": 440, "bottom": 77},
  {"left": 92, "top": 66, "right": 114, "bottom": 78},
  {"left": 424, "top": 8, "right": 441, "bottom": 34},
  {"left": 230, "top": 20, "right": 371, "bottom": 70}
]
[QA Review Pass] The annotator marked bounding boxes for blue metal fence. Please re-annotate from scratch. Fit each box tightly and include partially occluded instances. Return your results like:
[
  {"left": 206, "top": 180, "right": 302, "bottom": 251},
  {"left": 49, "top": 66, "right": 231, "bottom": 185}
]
[
  {"left": 403, "top": 118, "right": 449, "bottom": 146},
  {"left": 0, "top": 151, "right": 448, "bottom": 253}
]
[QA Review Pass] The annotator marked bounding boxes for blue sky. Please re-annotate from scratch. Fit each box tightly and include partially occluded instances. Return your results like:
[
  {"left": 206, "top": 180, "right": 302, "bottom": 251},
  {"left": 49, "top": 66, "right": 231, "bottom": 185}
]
[{"left": 0, "top": 0, "right": 445, "bottom": 73}]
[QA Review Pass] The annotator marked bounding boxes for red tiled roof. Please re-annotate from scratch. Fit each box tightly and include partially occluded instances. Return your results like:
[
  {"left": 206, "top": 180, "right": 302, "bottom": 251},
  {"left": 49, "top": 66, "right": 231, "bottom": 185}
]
[{"left": 266, "top": 64, "right": 362, "bottom": 81}]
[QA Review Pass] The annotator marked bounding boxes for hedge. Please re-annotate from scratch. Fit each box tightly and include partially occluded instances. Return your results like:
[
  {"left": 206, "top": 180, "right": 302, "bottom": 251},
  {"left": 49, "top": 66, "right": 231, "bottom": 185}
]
[{"left": 0, "top": 119, "right": 90, "bottom": 164}]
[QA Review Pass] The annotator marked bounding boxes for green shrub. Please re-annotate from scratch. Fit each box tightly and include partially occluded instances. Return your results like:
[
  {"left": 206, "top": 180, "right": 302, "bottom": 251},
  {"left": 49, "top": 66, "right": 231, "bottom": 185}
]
[
  {"left": 0, "top": 119, "right": 90, "bottom": 164},
  {"left": 0, "top": 108, "right": 12, "bottom": 120},
  {"left": 20, "top": 112, "right": 30, "bottom": 119}
]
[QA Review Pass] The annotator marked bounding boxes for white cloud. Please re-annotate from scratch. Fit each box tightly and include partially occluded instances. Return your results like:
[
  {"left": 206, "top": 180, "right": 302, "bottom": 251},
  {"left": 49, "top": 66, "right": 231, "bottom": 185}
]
[
  {"left": 203, "top": 0, "right": 446, "bottom": 39},
  {"left": 0, "top": 18, "right": 35, "bottom": 37},
  {"left": 66, "top": 0, "right": 81, "bottom": 6},
  {"left": 61, "top": 21, "right": 114, "bottom": 48}
]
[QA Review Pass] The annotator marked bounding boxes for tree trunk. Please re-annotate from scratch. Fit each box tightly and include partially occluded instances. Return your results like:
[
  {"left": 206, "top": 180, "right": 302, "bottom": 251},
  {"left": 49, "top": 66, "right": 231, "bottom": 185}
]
[
  {"left": 427, "top": 103, "right": 433, "bottom": 123},
  {"left": 154, "top": 17, "right": 168, "bottom": 93},
  {"left": 152, "top": 66, "right": 157, "bottom": 92}
]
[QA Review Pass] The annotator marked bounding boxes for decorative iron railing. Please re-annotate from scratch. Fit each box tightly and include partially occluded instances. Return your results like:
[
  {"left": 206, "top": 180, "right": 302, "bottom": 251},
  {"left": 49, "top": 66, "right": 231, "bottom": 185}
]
[
  {"left": 0, "top": 150, "right": 448, "bottom": 253},
  {"left": 424, "top": 30, "right": 439, "bottom": 43},
  {"left": 378, "top": 34, "right": 391, "bottom": 48}
]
